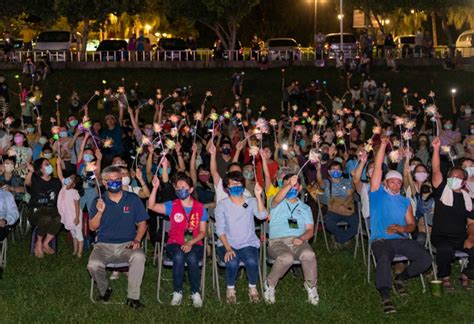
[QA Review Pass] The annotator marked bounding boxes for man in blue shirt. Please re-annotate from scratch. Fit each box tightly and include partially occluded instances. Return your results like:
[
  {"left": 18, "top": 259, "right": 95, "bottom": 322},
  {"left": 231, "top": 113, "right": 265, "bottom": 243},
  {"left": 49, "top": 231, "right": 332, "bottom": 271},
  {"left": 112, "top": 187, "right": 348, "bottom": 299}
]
[
  {"left": 87, "top": 166, "right": 148, "bottom": 309},
  {"left": 370, "top": 137, "right": 431, "bottom": 314},
  {"left": 264, "top": 174, "right": 319, "bottom": 306}
]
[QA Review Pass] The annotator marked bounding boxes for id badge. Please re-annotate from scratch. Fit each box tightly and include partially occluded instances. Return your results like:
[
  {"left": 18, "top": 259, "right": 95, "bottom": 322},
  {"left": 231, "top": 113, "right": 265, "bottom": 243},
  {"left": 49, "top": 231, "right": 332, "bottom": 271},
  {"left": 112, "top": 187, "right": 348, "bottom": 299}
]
[
  {"left": 185, "top": 230, "right": 193, "bottom": 242},
  {"left": 287, "top": 218, "right": 298, "bottom": 229}
]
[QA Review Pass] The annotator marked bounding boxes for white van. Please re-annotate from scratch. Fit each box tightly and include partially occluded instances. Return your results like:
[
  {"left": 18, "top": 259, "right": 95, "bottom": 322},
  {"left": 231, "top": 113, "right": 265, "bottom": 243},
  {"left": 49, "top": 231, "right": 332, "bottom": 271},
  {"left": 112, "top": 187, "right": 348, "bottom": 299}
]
[
  {"left": 34, "top": 31, "right": 78, "bottom": 61},
  {"left": 455, "top": 30, "right": 474, "bottom": 57}
]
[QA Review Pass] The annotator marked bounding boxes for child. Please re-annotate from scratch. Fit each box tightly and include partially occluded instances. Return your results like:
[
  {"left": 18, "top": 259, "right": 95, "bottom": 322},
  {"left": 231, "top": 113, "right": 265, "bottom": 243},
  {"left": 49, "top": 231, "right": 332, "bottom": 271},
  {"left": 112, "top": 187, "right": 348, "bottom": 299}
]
[{"left": 56, "top": 157, "right": 83, "bottom": 257}]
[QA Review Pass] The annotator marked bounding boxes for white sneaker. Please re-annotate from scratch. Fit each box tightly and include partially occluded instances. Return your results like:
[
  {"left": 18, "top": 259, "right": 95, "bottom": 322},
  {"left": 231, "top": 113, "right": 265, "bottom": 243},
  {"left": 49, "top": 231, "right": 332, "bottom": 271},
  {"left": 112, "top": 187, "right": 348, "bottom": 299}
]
[
  {"left": 304, "top": 281, "right": 319, "bottom": 305},
  {"left": 226, "top": 288, "right": 237, "bottom": 304},
  {"left": 171, "top": 291, "right": 183, "bottom": 306},
  {"left": 264, "top": 281, "right": 275, "bottom": 304},
  {"left": 191, "top": 292, "right": 203, "bottom": 308},
  {"left": 110, "top": 271, "right": 120, "bottom": 280}
]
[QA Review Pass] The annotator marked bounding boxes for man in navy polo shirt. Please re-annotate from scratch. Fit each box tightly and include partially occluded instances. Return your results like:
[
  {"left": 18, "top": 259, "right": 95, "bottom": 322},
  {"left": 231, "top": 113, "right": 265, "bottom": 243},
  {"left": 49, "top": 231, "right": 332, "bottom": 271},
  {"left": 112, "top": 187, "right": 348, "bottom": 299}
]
[{"left": 87, "top": 166, "right": 148, "bottom": 309}]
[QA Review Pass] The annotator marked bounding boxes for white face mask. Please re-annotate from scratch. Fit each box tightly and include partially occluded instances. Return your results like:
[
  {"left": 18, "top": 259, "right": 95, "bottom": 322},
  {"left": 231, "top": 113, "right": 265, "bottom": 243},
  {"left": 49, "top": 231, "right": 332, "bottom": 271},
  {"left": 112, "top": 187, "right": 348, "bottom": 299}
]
[
  {"left": 466, "top": 166, "right": 474, "bottom": 178},
  {"left": 447, "top": 177, "right": 463, "bottom": 191},
  {"left": 4, "top": 164, "right": 14, "bottom": 173},
  {"left": 122, "top": 176, "right": 131, "bottom": 186},
  {"left": 383, "top": 185, "right": 400, "bottom": 196},
  {"left": 414, "top": 172, "right": 429, "bottom": 183}
]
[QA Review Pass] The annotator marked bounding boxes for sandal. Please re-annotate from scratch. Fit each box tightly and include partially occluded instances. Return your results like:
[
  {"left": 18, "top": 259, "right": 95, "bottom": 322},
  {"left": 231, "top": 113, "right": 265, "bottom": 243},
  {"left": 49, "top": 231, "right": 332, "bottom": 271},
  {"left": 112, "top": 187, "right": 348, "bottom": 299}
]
[
  {"left": 382, "top": 299, "right": 396, "bottom": 315},
  {"left": 459, "top": 275, "right": 472, "bottom": 291},
  {"left": 442, "top": 278, "right": 455, "bottom": 292}
]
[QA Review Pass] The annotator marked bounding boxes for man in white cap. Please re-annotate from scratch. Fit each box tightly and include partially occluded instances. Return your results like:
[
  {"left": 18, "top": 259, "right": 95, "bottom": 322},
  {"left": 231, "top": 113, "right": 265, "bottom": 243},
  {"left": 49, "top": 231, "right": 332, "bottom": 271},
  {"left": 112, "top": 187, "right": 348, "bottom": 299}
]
[{"left": 369, "top": 137, "right": 431, "bottom": 314}]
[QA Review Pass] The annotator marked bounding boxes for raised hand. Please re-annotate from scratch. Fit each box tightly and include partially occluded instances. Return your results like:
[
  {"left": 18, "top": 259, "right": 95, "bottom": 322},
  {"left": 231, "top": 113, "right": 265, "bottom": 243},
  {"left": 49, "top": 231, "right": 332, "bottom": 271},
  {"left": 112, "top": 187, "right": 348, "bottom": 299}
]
[
  {"left": 152, "top": 175, "right": 160, "bottom": 188},
  {"left": 432, "top": 137, "right": 440, "bottom": 149},
  {"left": 254, "top": 182, "right": 263, "bottom": 196},
  {"left": 96, "top": 199, "right": 106, "bottom": 213}
]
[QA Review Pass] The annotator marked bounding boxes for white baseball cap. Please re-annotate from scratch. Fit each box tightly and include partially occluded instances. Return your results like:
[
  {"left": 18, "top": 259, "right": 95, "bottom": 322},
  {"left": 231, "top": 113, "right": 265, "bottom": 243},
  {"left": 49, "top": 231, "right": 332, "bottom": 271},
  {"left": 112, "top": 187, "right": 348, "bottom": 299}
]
[{"left": 385, "top": 170, "right": 403, "bottom": 181}]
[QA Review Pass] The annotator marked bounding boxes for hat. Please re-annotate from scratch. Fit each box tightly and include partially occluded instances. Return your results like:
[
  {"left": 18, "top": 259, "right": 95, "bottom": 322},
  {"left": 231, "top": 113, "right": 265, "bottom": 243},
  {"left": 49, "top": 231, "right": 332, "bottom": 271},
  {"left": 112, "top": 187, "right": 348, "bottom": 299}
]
[
  {"left": 385, "top": 170, "right": 403, "bottom": 181},
  {"left": 105, "top": 114, "right": 116, "bottom": 121}
]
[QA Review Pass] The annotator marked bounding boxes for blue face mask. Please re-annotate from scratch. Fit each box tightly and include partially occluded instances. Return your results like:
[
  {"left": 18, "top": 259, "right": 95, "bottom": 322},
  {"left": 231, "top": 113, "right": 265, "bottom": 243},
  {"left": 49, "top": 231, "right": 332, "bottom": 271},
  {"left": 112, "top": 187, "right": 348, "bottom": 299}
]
[
  {"left": 286, "top": 187, "right": 298, "bottom": 199},
  {"left": 69, "top": 120, "right": 78, "bottom": 127},
  {"left": 330, "top": 170, "right": 343, "bottom": 179},
  {"left": 59, "top": 131, "right": 68, "bottom": 138},
  {"left": 83, "top": 154, "right": 94, "bottom": 163},
  {"left": 158, "top": 167, "right": 171, "bottom": 176},
  {"left": 299, "top": 140, "right": 306, "bottom": 148},
  {"left": 348, "top": 116, "right": 355, "bottom": 123},
  {"left": 44, "top": 165, "right": 53, "bottom": 175},
  {"left": 278, "top": 179, "right": 283, "bottom": 188},
  {"left": 175, "top": 188, "right": 190, "bottom": 200},
  {"left": 63, "top": 177, "right": 72, "bottom": 186},
  {"left": 107, "top": 180, "right": 122, "bottom": 193},
  {"left": 228, "top": 185, "right": 244, "bottom": 197},
  {"left": 222, "top": 147, "right": 231, "bottom": 155}
]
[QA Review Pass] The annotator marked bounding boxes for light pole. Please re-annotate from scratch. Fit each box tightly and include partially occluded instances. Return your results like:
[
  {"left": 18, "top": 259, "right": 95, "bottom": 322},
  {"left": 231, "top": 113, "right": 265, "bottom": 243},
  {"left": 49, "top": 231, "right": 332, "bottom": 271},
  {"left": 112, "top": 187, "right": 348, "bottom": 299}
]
[
  {"left": 339, "top": 0, "right": 343, "bottom": 51},
  {"left": 313, "top": 0, "right": 318, "bottom": 44}
]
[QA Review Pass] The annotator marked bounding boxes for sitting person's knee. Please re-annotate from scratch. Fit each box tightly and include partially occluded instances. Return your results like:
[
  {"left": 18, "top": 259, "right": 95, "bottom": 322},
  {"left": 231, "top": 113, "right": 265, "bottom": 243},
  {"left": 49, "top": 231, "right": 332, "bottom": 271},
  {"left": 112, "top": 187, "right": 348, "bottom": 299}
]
[
  {"left": 276, "top": 252, "right": 294, "bottom": 266},
  {"left": 299, "top": 249, "right": 316, "bottom": 262}
]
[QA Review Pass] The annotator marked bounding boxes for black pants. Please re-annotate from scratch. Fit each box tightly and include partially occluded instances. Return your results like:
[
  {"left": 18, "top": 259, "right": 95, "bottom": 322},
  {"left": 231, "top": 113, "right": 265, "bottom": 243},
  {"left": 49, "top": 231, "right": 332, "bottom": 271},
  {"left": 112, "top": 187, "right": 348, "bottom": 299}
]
[
  {"left": 0, "top": 226, "right": 10, "bottom": 241},
  {"left": 432, "top": 235, "right": 474, "bottom": 279},
  {"left": 371, "top": 239, "right": 432, "bottom": 292}
]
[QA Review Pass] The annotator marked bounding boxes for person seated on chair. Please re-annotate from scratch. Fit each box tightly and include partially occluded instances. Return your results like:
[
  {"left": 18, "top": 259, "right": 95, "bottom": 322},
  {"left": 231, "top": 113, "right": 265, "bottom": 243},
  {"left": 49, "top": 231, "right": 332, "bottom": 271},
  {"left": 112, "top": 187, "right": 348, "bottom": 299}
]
[
  {"left": 87, "top": 166, "right": 148, "bottom": 309},
  {"left": 369, "top": 137, "right": 432, "bottom": 314},
  {"left": 430, "top": 137, "right": 474, "bottom": 291},
  {"left": 215, "top": 171, "right": 268, "bottom": 304},
  {"left": 25, "top": 158, "right": 62, "bottom": 258},
  {"left": 264, "top": 174, "right": 319, "bottom": 305},
  {"left": 316, "top": 160, "right": 358, "bottom": 249},
  {"left": 0, "top": 183, "right": 20, "bottom": 241},
  {"left": 148, "top": 172, "right": 208, "bottom": 308}
]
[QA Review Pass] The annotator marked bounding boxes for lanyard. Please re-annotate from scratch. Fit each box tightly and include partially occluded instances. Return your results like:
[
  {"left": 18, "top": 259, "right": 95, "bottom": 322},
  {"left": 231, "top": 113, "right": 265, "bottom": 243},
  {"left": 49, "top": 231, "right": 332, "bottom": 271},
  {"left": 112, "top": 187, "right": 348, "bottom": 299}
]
[{"left": 286, "top": 202, "right": 299, "bottom": 219}]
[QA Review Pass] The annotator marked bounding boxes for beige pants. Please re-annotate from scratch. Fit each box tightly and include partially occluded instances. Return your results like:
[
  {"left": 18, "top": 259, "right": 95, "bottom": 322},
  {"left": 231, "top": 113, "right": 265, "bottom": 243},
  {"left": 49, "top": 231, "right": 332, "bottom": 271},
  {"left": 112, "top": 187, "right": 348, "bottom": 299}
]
[
  {"left": 87, "top": 242, "right": 146, "bottom": 300},
  {"left": 267, "top": 237, "right": 317, "bottom": 288}
]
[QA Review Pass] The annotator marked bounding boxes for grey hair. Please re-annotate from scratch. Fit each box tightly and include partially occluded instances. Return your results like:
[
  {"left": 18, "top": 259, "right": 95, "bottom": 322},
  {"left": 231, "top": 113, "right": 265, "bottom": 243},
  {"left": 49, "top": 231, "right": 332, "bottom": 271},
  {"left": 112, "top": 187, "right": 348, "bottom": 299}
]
[{"left": 101, "top": 165, "right": 123, "bottom": 179}]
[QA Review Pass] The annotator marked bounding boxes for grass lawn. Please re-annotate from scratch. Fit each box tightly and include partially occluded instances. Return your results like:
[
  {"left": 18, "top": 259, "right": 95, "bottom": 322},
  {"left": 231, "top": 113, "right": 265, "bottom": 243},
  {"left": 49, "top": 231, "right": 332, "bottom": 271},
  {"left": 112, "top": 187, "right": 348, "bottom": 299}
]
[
  {"left": 1, "top": 231, "right": 473, "bottom": 323},
  {"left": 0, "top": 67, "right": 473, "bottom": 323}
]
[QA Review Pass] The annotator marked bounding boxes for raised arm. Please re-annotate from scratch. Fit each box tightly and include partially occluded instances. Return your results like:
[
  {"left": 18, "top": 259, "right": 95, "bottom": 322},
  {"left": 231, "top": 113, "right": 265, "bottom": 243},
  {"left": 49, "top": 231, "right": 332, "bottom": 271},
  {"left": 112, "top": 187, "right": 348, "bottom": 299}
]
[
  {"left": 148, "top": 176, "right": 166, "bottom": 214},
  {"left": 431, "top": 137, "right": 442, "bottom": 188},
  {"left": 272, "top": 175, "right": 298, "bottom": 208},
  {"left": 190, "top": 143, "right": 198, "bottom": 186},
  {"left": 371, "top": 137, "right": 389, "bottom": 192},
  {"left": 260, "top": 149, "right": 272, "bottom": 192},
  {"left": 174, "top": 142, "right": 186, "bottom": 172},
  {"left": 353, "top": 150, "right": 367, "bottom": 193},
  {"left": 56, "top": 157, "right": 64, "bottom": 183},
  {"left": 232, "top": 140, "right": 245, "bottom": 163},
  {"left": 208, "top": 142, "right": 220, "bottom": 187}
]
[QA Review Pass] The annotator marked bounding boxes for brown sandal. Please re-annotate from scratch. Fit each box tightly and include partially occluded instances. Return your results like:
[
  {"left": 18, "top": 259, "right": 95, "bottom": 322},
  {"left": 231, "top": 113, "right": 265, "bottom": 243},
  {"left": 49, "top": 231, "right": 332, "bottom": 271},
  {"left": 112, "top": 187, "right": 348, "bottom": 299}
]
[
  {"left": 459, "top": 275, "right": 472, "bottom": 291},
  {"left": 442, "top": 278, "right": 455, "bottom": 292}
]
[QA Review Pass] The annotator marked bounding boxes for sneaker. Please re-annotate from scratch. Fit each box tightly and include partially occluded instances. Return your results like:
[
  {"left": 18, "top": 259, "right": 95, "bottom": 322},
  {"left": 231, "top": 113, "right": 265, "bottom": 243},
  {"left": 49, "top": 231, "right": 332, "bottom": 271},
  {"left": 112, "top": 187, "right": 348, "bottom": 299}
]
[
  {"left": 110, "top": 271, "right": 120, "bottom": 280},
  {"left": 264, "top": 281, "right": 275, "bottom": 304},
  {"left": 382, "top": 298, "right": 396, "bottom": 314},
  {"left": 191, "top": 292, "right": 203, "bottom": 308},
  {"left": 248, "top": 287, "right": 260, "bottom": 303},
  {"left": 304, "top": 281, "right": 319, "bottom": 305},
  {"left": 171, "top": 291, "right": 183, "bottom": 306},
  {"left": 226, "top": 288, "right": 237, "bottom": 304},
  {"left": 126, "top": 298, "right": 144, "bottom": 309},
  {"left": 393, "top": 279, "right": 408, "bottom": 297}
]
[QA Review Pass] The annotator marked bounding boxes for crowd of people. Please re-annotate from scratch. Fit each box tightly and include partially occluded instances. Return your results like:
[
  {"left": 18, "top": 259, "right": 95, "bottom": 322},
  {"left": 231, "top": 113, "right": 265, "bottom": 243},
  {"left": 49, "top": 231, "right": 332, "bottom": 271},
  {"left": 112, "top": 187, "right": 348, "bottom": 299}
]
[{"left": 0, "top": 69, "right": 472, "bottom": 314}]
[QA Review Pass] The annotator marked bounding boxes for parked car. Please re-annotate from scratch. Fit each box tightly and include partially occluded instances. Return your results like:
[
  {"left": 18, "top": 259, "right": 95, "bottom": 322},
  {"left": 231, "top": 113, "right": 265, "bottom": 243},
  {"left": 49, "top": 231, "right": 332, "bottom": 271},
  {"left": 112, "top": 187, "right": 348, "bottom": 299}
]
[
  {"left": 394, "top": 35, "right": 415, "bottom": 58},
  {"left": 157, "top": 38, "right": 190, "bottom": 61},
  {"left": 34, "top": 30, "right": 79, "bottom": 62},
  {"left": 324, "top": 33, "right": 358, "bottom": 59},
  {"left": 455, "top": 30, "right": 474, "bottom": 57},
  {"left": 95, "top": 39, "right": 128, "bottom": 61},
  {"left": 264, "top": 38, "right": 301, "bottom": 61}
]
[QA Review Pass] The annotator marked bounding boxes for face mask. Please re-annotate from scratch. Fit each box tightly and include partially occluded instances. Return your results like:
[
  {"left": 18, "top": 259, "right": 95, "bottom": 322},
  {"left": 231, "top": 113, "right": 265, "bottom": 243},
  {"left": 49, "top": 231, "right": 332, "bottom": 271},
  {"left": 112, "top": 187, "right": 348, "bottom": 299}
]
[
  {"left": 330, "top": 170, "right": 342, "bottom": 179},
  {"left": 444, "top": 124, "right": 453, "bottom": 130},
  {"left": 14, "top": 136, "right": 24, "bottom": 145},
  {"left": 367, "top": 168, "right": 374, "bottom": 178},
  {"left": 278, "top": 179, "right": 283, "bottom": 188},
  {"left": 385, "top": 130, "right": 392, "bottom": 136},
  {"left": 197, "top": 174, "right": 209, "bottom": 183},
  {"left": 27, "top": 127, "right": 35, "bottom": 134},
  {"left": 286, "top": 187, "right": 298, "bottom": 199},
  {"left": 299, "top": 140, "right": 306, "bottom": 148},
  {"left": 409, "top": 165, "right": 416, "bottom": 172},
  {"left": 39, "top": 137, "right": 47, "bottom": 145},
  {"left": 471, "top": 129, "right": 474, "bottom": 135},
  {"left": 158, "top": 167, "right": 170, "bottom": 177},
  {"left": 107, "top": 180, "right": 122, "bottom": 193},
  {"left": 83, "top": 154, "right": 94, "bottom": 163},
  {"left": 348, "top": 116, "right": 355, "bottom": 123},
  {"left": 44, "top": 165, "right": 53, "bottom": 175},
  {"left": 466, "top": 167, "right": 474, "bottom": 177},
  {"left": 175, "top": 188, "right": 190, "bottom": 200},
  {"left": 222, "top": 147, "right": 231, "bottom": 155},
  {"left": 69, "top": 120, "right": 78, "bottom": 127},
  {"left": 63, "top": 177, "right": 72, "bottom": 186},
  {"left": 59, "top": 131, "right": 68, "bottom": 138},
  {"left": 228, "top": 185, "right": 244, "bottom": 197},
  {"left": 465, "top": 108, "right": 472, "bottom": 116},
  {"left": 414, "top": 172, "right": 429, "bottom": 183},
  {"left": 447, "top": 177, "right": 463, "bottom": 191},
  {"left": 243, "top": 171, "right": 254, "bottom": 180},
  {"left": 4, "top": 164, "right": 14, "bottom": 173},
  {"left": 122, "top": 176, "right": 131, "bottom": 186},
  {"left": 383, "top": 185, "right": 400, "bottom": 196},
  {"left": 144, "top": 129, "right": 153, "bottom": 137}
]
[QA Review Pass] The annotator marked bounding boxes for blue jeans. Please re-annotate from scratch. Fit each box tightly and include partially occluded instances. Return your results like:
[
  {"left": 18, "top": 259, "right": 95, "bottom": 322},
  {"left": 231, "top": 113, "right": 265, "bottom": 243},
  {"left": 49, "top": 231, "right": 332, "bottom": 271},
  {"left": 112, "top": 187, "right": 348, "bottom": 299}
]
[
  {"left": 166, "top": 244, "right": 203, "bottom": 294},
  {"left": 217, "top": 246, "right": 260, "bottom": 287},
  {"left": 325, "top": 211, "right": 359, "bottom": 244}
]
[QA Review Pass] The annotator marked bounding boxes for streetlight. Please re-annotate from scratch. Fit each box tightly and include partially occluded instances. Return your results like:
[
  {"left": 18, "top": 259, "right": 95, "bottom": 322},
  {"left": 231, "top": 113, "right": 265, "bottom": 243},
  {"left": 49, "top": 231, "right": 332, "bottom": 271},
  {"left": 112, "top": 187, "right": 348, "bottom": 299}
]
[{"left": 339, "top": 0, "right": 343, "bottom": 52}]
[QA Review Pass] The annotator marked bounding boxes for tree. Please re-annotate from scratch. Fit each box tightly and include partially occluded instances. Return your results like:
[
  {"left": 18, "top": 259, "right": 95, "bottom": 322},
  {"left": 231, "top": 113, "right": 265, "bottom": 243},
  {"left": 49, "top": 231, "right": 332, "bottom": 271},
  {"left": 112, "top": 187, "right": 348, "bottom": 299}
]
[{"left": 163, "top": 0, "right": 260, "bottom": 50}]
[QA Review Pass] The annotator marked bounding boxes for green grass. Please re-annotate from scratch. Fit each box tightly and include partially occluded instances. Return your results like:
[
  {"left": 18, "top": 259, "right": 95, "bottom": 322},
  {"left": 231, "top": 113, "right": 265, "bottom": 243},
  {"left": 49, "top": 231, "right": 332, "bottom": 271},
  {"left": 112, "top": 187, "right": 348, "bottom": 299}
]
[{"left": 1, "top": 231, "right": 473, "bottom": 323}]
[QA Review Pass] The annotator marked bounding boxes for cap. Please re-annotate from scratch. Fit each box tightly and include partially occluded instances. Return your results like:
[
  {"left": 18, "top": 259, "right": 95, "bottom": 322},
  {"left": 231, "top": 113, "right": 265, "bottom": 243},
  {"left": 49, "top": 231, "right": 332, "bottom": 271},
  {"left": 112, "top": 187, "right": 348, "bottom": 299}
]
[
  {"left": 385, "top": 170, "right": 403, "bottom": 181},
  {"left": 105, "top": 114, "right": 116, "bottom": 121}
]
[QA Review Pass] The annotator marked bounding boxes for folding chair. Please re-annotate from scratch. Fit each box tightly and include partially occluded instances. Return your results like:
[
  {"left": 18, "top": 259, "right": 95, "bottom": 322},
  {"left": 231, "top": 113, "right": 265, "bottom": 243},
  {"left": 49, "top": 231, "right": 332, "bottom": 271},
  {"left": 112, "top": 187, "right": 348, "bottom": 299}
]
[
  {"left": 0, "top": 238, "right": 7, "bottom": 278},
  {"left": 314, "top": 195, "right": 331, "bottom": 252},
  {"left": 209, "top": 218, "right": 264, "bottom": 301},
  {"left": 365, "top": 217, "right": 426, "bottom": 292},
  {"left": 156, "top": 218, "right": 207, "bottom": 303},
  {"left": 353, "top": 201, "right": 366, "bottom": 263},
  {"left": 262, "top": 222, "right": 302, "bottom": 285},
  {"left": 89, "top": 262, "right": 129, "bottom": 304}
]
